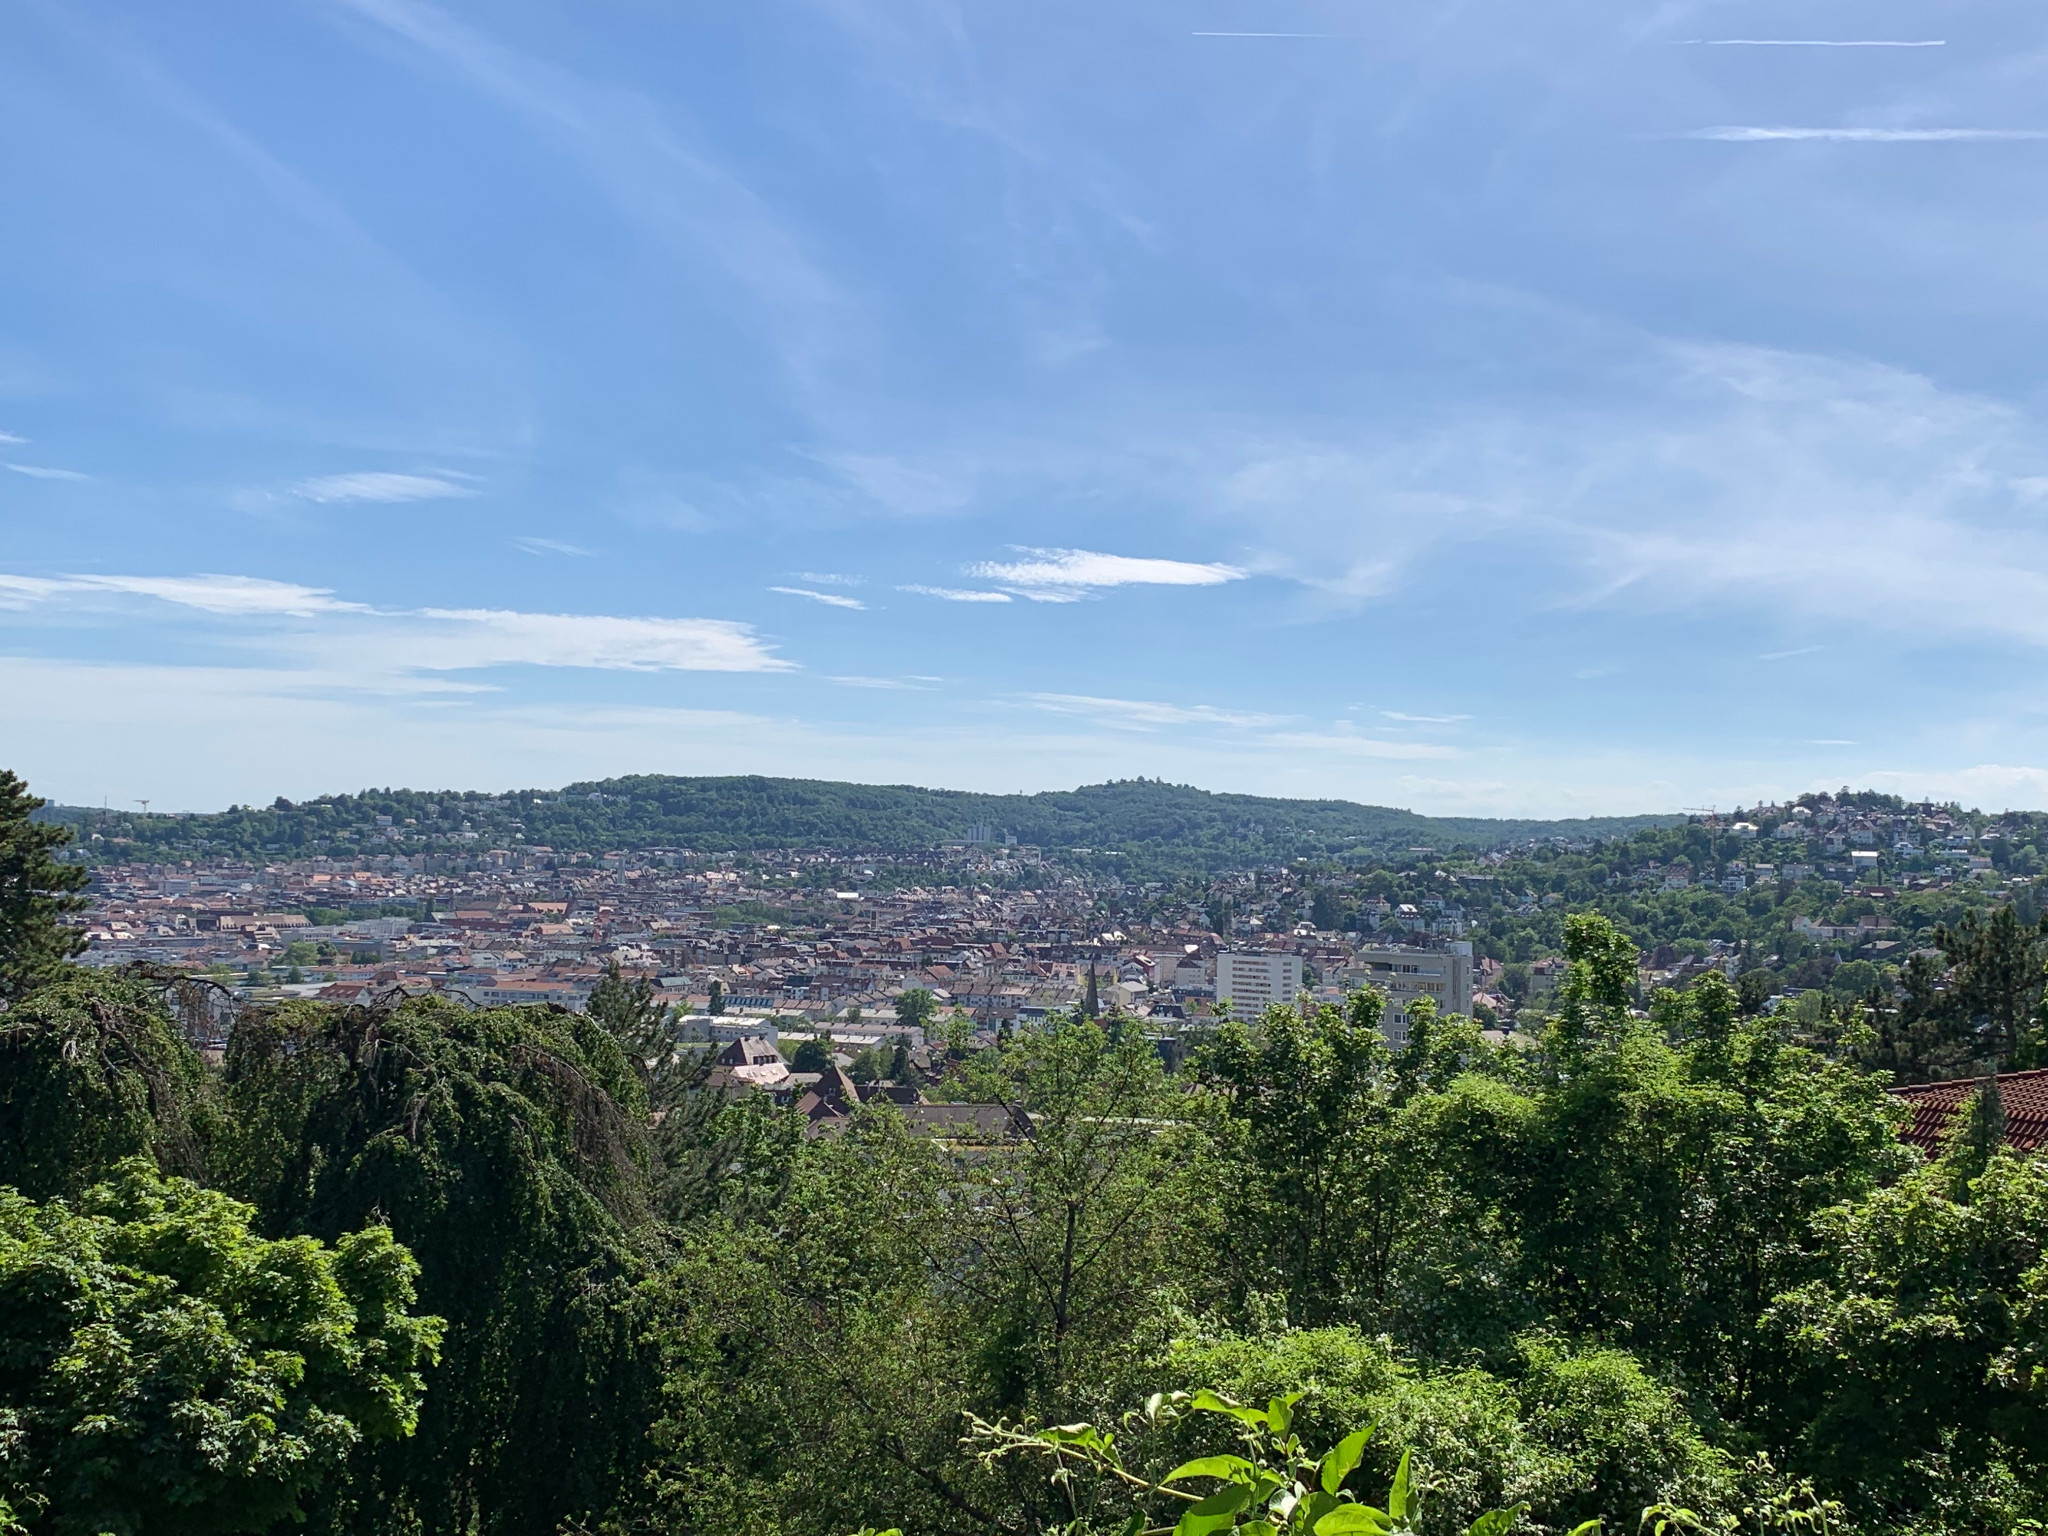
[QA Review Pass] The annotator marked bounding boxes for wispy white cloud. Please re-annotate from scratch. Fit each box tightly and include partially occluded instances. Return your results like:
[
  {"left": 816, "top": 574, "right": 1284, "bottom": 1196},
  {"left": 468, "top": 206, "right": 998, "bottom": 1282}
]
[
  {"left": 818, "top": 453, "right": 973, "bottom": 517},
  {"left": 831, "top": 675, "right": 937, "bottom": 690},
  {"left": 770, "top": 586, "right": 866, "bottom": 610},
  {"left": 1759, "top": 645, "right": 1824, "bottom": 661},
  {"left": 513, "top": 536, "right": 593, "bottom": 557},
  {"left": 898, "top": 584, "right": 1013, "bottom": 603},
  {"left": 0, "top": 432, "right": 28, "bottom": 445},
  {"left": 0, "top": 573, "right": 363, "bottom": 616},
  {"left": 1690, "top": 127, "right": 2048, "bottom": 142},
  {"left": 969, "top": 547, "right": 1246, "bottom": 600},
  {"left": 1020, "top": 693, "right": 1289, "bottom": 729},
  {"left": 1382, "top": 710, "right": 1471, "bottom": 724},
  {"left": 796, "top": 572, "right": 862, "bottom": 587},
  {"left": 406, "top": 609, "right": 791, "bottom": 672},
  {"left": 5, "top": 462, "right": 89, "bottom": 481},
  {"left": 293, "top": 471, "right": 478, "bottom": 504},
  {"left": 1261, "top": 729, "right": 1462, "bottom": 760},
  {"left": 0, "top": 571, "right": 792, "bottom": 673}
]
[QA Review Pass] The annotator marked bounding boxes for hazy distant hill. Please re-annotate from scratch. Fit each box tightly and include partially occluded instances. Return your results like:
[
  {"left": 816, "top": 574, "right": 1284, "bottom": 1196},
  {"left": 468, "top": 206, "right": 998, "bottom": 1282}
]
[{"left": 45, "top": 775, "right": 1678, "bottom": 872}]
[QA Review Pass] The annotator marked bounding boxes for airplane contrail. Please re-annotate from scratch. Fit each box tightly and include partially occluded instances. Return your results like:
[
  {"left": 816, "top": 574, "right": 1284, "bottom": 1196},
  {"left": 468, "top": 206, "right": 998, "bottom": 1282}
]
[
  {"left": 1691, "top": 125, "right": 2045, "bottom": 140},
  {"left": 1677, "top": 38, "right": 1945, "bottom": 46}
]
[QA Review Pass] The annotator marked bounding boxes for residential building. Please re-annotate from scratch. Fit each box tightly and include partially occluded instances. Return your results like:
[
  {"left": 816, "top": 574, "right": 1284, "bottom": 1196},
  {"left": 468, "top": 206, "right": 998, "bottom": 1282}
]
[
  {"left": 1340, "top": 944, "right": 1473, "bottom": 1046},
  {"left": 1215, "top": 950, "right": 1304, "bottom": 1021}
]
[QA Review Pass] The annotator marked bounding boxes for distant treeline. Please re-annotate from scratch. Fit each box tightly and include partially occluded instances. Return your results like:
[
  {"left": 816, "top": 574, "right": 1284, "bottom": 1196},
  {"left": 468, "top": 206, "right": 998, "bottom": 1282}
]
[{"left": 41, "top": 775, "right": 1678, "bottom": 872}]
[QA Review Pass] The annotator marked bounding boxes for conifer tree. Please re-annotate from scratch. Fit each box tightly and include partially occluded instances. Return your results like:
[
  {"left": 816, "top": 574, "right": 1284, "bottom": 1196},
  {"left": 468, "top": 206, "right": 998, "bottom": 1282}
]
[{"left": 0, "top": 770, "right": 88, "bottom": 1001}]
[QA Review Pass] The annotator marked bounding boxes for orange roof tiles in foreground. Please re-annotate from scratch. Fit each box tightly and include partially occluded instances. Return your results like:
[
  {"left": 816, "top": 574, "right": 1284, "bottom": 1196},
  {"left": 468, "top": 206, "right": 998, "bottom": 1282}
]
[{"left": 1889, "top": 1067, "right": 2048, "bottom": 1155}]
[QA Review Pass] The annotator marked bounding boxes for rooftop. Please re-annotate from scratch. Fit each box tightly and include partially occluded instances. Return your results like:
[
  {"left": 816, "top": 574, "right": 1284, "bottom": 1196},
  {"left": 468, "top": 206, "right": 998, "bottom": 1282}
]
[{"left": 1889, "top": 1068, "right": 2048, "bottom": 1155}]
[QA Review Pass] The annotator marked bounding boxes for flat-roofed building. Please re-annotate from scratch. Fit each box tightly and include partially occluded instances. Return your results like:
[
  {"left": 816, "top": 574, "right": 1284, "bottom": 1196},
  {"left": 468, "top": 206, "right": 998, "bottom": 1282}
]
[
  {"left": 1216, "top": 950, "right": 1304, "bottom": 1021},
  {"left": 1340, "top": 945, "right": 1472, "bottom": 1045}
]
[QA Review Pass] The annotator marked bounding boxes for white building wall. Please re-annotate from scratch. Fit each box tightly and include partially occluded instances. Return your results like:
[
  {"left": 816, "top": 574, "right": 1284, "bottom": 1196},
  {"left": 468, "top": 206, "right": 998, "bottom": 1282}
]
[
  {"left": 1341, "top": 945, "right": 1473, "bottom": 1045},
  {"left": 1216, "top": 951, "right": 1305, "bottom": 1021}
]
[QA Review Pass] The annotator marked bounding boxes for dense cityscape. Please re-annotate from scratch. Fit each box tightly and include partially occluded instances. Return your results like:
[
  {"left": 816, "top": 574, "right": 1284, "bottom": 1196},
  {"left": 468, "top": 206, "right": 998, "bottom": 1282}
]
[{"left": 63, "top": 780, "right": 2048, "bottom": 1059}]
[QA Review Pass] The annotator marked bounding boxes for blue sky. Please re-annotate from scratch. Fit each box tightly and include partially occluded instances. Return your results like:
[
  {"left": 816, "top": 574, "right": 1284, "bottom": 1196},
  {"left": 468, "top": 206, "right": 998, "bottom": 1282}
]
[{"left": 4, "top": 0, "right": 2047, "bottom": 816}]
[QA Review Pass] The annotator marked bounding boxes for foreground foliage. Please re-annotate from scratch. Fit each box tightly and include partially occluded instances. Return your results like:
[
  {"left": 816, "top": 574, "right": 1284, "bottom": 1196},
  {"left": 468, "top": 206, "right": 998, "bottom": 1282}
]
[
  {"left": 2, "top": 884, "right": 2044, "bottom": 1536},
  {"left": 0, "top": 1161, "right": 439, "bottom": 1536}
]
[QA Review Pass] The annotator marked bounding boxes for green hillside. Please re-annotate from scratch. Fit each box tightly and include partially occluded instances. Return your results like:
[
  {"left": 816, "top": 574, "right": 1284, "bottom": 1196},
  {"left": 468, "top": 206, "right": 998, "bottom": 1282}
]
[{"left": 43, "top": 774, "right": 1677, "bottom": 871}]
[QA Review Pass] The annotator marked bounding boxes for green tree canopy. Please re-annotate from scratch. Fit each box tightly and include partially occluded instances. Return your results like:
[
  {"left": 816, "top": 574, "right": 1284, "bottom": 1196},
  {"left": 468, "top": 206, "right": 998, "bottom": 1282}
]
[
  {"left": 212, "top": 995, "right": 660, "bottom": 1534},
  {"left": 894, "top": 987, "right": 937, "bottom": 1032},
  {"left": 0, "top": 1159, "right": 440, "bottom": 1536},
  {"left": 1769, "top": 1146, "right": 2048, "bottom": 1530},
  {"left": 0, "top": 971, "right": 209, "bottom": 1201}
]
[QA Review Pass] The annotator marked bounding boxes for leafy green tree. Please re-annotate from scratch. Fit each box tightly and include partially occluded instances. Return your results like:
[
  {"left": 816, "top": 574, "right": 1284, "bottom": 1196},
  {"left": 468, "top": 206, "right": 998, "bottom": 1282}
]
[
  {"left": 1480, "top": 981, "right": 1905, "bottom": 1415},
  {"left": 1196, "top": 991, "right": 1399, "bottom": 1327},
  {"left": 1145, "top": 1328, "right": 1764, "bottom": 1536},
  {"left": 962, "top": 1017, "right": 1209, "bottom": 1401},
  {"left": 1934, "top": 905, "right": 2047, "bottom": 1068},
  {"left": 1768, "top": 1147, "right": 2048, "bottom": 1530},
  {"left": 1735, "top": 970, "right": 1773, "bottom": 1016},
  {"left": 1866, "top": 906, "right": 2048, "bottom": 1080},
  {"left": 895, "top": 987, "right": 937, "bottom": 1033},
  {"left": 587, "top": 961, "right": 734, "bottom": 1220},
  {"left": 0, "top": 771, "right": 88, "bottom": 1001},
  {"left": 1546, "top": 912, "right": 1639, "bottom": 1070},
  {"left": 792, "top": 1037, "right": 833, "bottom": 1073},
  {"left": 0, "top": 1159, "right": 441, "bottom": 1536},
  {"left": 707, "top": 978, "right": 725, "bottom": 1015},
  {"left": 0, "top": 971, "right": 209, "bottom": 1200},
  {"left": 627, "top": 1110, "right": 985, "bottom": 1536},
  {"left": 1311, "top": 886, "right": 1347, "bottom": 932}
]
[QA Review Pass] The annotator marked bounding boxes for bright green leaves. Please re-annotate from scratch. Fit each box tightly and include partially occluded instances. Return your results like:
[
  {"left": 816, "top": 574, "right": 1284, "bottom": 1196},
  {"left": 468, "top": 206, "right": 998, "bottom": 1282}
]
[
  {"left": 1165, "top": 1456, "right": 1260, "bottom": 1485},
  {"left": 1044, "top": 1422, "right": 1120, "bottom": 1454},
  {"left": 1320, "top": 1426, "right": 1374, "bottom": 1495},
  {"left": 1189, "top": 1388, "right": 1307, "bottom": 1435},
  {"left": 967, "top": 1394, "right": 1523, "bottom": 1536},
  {"left": 1267, "top": 1392, "right": 1303, "bottom": 1438},
  {"left": 1177, "top": 1482, "right": 1255, "bottom": 1536},
  {"left": 0, "top": 1159, "right": 440, "bottom": 1536},
  {"left": 1314, "top": 1504, "right": 1392, "bottom": 1535},
  {"left": 1387, "top": 1451, "right": 1413, "bottom": 1523}
]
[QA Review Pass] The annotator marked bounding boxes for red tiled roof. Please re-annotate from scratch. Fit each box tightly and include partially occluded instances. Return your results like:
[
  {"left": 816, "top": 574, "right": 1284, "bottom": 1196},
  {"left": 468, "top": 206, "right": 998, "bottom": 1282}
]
[{"left": 1889, "top": 1067, "right": 2048, "bottom": 1154}]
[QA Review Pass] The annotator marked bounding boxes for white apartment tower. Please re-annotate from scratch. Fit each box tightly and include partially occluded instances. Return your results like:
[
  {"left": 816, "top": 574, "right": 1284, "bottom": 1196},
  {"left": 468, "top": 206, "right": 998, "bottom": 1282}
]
[{"left": 1215, "top": 950, "right": 1305, "bottom": 1022}]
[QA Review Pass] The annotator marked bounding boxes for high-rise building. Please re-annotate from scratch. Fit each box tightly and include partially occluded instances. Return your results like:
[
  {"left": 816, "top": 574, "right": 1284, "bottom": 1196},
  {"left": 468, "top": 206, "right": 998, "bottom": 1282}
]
[
  {"left": 1340, "top": 944, "right": 1472, "bottom": 1045},
  {"left": 1216, "top": 950, "right": 1304, "bottom": 1021}
]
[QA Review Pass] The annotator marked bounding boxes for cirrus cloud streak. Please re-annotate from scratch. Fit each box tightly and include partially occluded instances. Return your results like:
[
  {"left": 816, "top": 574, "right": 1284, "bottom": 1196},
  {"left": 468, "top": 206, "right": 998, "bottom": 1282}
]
[
  {"left": 969, "top": 547, "right": 1246, "bottom": 602},
  {"left": 0, "top": 571, "right": 791, "bottom": 673}
]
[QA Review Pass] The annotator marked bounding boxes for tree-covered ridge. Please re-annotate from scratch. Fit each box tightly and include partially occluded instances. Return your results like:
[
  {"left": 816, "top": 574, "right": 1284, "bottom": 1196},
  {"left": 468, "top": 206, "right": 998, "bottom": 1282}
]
[
  {"left": 41, "top": 775, "right": 1677, "bottom": 871},
  {"left": 1265, "top": 793, "right": 2048, "bottom": 1031}
]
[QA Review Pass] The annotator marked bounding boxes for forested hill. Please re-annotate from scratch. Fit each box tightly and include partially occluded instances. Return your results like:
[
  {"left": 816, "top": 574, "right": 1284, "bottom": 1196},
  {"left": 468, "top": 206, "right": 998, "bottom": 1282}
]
[{"left": 44, "top": 774, "right": 1677, "bottom": 869}]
